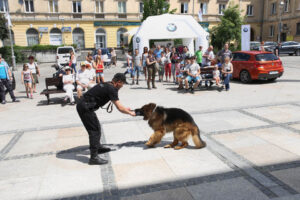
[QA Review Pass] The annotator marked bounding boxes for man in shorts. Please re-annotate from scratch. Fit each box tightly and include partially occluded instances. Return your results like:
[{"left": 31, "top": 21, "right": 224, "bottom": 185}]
[
  {"left": 185, "top": 56, "right": 201, "bottom": 93},
  {"left": 76, "top": 62, "right": 94, "bottom": 98}
]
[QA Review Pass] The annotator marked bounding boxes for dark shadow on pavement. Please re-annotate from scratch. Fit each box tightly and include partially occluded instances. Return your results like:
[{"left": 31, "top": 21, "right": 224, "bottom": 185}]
[
  {"left": 56, "top": 145, "right": 90, "bottom": 164},
  {"left": 276, "top": 79, "right": 300, "bottom": 83},
  {"left": 37, "top": 97, "right": 64, "bottom": 106}
]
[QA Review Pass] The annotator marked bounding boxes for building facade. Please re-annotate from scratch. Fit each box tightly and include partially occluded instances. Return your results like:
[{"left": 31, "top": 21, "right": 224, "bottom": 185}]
[{"left": 1, "top": 0, "right": 299, "bottom": 48}]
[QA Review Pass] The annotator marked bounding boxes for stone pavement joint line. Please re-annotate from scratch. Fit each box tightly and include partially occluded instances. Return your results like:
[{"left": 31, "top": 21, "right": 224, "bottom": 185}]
[
  {"left": 203, "top": 134, "right": 298, "bottom": 198},
  {"left": 238, "top": 109, "right": 300, "bottom": 134},
  {"left": 0, "top": 132, "right": 24, "bottom": 161}
]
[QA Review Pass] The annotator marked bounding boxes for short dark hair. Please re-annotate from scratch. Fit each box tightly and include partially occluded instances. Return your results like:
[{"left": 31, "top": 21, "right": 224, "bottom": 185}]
[
  {"left": 112, "top": 73, "right": 126, "bottom": 83},
  {"left": 190, "top": 56, "right": 196, "bottom": 60}
]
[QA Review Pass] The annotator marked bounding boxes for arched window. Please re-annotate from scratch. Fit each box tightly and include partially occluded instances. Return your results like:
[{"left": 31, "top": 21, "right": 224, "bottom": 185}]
[
  {"left": 73, "top": 28, "right": 85, "bottom": 49},
  {"left": 95, "top": 28, "right": 106, "bottom": 49},
  {"left": 117, "top": 28, "right": 128, "bottom": 47},
  {"left": 50, "top": 28, "right": 62, "bottom": 45},
  {"left": 26, "top": 28, "right": 39, "bottom": 46}
]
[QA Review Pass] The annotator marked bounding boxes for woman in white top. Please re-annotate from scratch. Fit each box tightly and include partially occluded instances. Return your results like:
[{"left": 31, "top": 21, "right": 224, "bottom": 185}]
[
  {"left": 27, "top": 56, "right": 40, "bottom": 93},
  {"left": 21, "top": 64, "right": 34, "bottom": 99},
  {"left": 221, "top": 57, "right": 233, "bottom": 91},
  {"left": 62, "top": 67, "right": 75, "bottom": 105},
  {"left": 110, "top": 48, "right": 117, "bottom": 66}
]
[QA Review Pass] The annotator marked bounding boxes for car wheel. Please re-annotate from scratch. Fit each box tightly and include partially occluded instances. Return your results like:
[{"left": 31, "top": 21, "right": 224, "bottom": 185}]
[
  {"left": 289, "top": 53, "right": 293, "bottom": 56},
  {"left": 296, "top": 50, "right": 300, "bottom": 56},
  {"left": 240, "top": 70, "right": 252, "bottom": 83}
]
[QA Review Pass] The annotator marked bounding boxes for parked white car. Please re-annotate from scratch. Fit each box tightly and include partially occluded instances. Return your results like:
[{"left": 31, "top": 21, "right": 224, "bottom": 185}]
[{"left": 56, "top": 46, "right": 75, "bottom": 67}]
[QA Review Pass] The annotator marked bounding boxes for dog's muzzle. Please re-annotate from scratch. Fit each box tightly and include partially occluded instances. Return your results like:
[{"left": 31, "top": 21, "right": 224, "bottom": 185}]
[{"left": 134, "top": 109, "right": 144, "bottom": 116}]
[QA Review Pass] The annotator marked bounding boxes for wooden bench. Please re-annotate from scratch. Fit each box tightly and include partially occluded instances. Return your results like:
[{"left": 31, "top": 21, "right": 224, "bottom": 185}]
[
  {"left": 188, "top": 66, "right": 222, "bottom": 89},
  {"left": 40, "top": 77, "right": 65, "bottom": 104}
]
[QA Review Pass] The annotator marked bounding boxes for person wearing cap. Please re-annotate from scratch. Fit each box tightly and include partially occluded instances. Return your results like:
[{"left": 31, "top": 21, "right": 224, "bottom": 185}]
[
  {"left": 76, "top": 62, "right": 94, "bottom": 99},
  {"left": 77, "top": 73, "right": 136, "bottom": 165},
  {"left": 27, "top": 56, "right": 40, "bottom": 93},
  {"left": 0, "top": 55, "right": 20, "bottom": 104},
  {"left": 62, "top": 66, "right": 75, "bottom": 105}
]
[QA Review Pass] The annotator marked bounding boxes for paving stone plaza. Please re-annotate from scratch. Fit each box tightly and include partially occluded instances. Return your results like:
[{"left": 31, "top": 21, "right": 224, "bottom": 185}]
[{"left": 1, "top": 56, "right": 300, "bottom": 200}]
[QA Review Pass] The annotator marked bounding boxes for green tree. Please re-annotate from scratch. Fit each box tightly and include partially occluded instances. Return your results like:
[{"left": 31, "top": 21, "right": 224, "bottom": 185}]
[
  {"left": 0, "top": 14, "right": 9, "bottom": 42},
  {"left": 142, "top": 0, "right": 177, "bottom": 22},
  {"left": 210, "top": 3, "right": 244, "bottom": 51}
]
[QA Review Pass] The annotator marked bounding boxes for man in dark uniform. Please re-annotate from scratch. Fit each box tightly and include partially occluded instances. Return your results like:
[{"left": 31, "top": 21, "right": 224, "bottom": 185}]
[{"left": 77, "top": 73, "right": 135, "bottom": 165}]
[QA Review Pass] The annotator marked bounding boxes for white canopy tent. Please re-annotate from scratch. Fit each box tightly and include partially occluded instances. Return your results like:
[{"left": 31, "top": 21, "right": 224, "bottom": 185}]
[{"left": 133, "top": 14, "right": 209, "bottom": 56}]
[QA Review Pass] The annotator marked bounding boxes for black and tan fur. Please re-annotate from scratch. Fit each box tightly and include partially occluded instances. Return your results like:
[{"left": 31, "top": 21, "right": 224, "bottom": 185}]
[{"left": 135, "top": 103, "right": 206, "bottom": 150}]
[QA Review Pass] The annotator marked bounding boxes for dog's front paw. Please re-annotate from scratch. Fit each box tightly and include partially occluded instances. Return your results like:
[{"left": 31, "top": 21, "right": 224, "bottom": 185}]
[
  {"left": 145, "top": 141, "right": 154, "bottom": 148},
  {"left": 164, "top": 144, "right": 172, "bottom": 148}
]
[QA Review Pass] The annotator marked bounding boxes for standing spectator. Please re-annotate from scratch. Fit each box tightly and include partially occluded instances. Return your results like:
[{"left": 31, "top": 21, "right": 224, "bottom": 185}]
[
  {"left": 0, "top": 55, "right": 19, "bottom": 104},
  {"left": 164, "top": 48, "right": 172, "bottom": 82},
  {"left": 158, "top": 51, "right": 167, "bottom": 82},
  {"left": 95, "top": 55, "right": 104, "bottom": 83},
  {"left": 217, "top": 43, "right": 232, "bottom": 64},
  {"left": 202, "top": 45, "right": 215, "bottom": 67},
  {"left": 154, "top": 45, "right": 163, "bottom": 73},
  {"left": 185, "top": 56, "right": 201, "bottom": 93},
  {"left": 195, "top": 46, "right": 203, "bottom": 67},
  {"left": 85, "top": 52, "right": 96, "bottom": 86},
  {"left": 275, "top": 43, "right": 281, "bottom": 57},
  {"left": 146, "top": 50, "right": 157, "bottom": 89},
  {"left": 132, "top": 49, "right": 142, "bottom": 85},
  {"left": 62, "top": 66, "right": 75, "bottom": 105},
  {"left": 221, "top": 57, "right": 233, "bottom": 91},
  {"left": 76, "top": 63, "right": 94, "bottom": 98},
  {"left": 170, "top": 47, "right": 178, "bottom": 83},
  {"left": 69, "top": 50, "right": 77, "bottom": 73},
  {"left": 93, "top": 49, "right": 103, "bottom": 61},
  {"left": 260, "top": 41, "right": 265, "bottom": 51},
  {"left": 182, "top": 46, "right": 191, "bottom": 66},
  {"left": 110, "top": 48, "right": 117, "bottom": 66},
  {"left": 126, "top": 51, "right": 133, "bottom": 74},
  {"left": 27, "top": 56, "right": 40, "bottom": 93},
  {"left": 21, "top": 64, "right": 33, "bottom": 99},
  {"left": 142, "top": 47, "right": 149, "bottom": 81}
]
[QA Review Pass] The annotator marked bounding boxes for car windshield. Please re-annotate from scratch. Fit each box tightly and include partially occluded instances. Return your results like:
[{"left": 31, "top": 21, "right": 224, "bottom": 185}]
[
  {"left": 58, "top": 48, "right": 73, "bottom": 54},
  {"left": 251, "top": 43, "right": 260, "bottom": 47},
  {"left": 255, "top": 53, "right": 279, "bottom": 61},
  {"left": 264, "top": 42, "right": 274, "bottom": 45}
]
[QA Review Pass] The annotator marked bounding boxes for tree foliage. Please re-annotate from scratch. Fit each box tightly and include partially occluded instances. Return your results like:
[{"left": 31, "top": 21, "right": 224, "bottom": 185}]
[
  {"left": 142, "top": 0, "right": 177, "bottom": 22},
  {"left": 0, "top": 14, "right": 9, "bottom": 41},
  {"left": 210, "top": 3, "right": 244, "bottom": 51}
]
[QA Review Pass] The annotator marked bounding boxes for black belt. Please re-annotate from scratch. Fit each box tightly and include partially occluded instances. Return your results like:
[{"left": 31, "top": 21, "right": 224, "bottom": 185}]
[{"left": 82, "top": 96, "right": 113, "bottom": 113}]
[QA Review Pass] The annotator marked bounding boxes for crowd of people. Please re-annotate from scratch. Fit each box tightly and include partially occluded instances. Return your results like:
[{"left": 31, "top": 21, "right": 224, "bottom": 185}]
[{"left": 125, "top": 43, "right": 233, "bottom": 93}]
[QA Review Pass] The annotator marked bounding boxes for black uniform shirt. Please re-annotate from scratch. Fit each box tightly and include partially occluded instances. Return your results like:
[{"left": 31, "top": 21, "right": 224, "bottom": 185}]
[{"left": 84, "top": 82, "right": 119, "bottom": 110}]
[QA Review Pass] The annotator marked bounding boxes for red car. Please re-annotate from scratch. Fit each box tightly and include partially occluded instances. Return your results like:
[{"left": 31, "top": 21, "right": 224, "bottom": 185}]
[{"left": 231, "top": 51, "right": 284, "bottom": 83}]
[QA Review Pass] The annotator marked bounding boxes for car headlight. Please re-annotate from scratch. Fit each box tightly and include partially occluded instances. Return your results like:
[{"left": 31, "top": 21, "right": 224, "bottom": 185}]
[{"left": 258, "top": 66, "right": 264, "bottom": 69}]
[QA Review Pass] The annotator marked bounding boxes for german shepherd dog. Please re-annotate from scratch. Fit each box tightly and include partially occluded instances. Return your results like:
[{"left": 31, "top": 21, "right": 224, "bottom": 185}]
[{"left": 135, "top": 103, "right": 206, "bottom": 150}]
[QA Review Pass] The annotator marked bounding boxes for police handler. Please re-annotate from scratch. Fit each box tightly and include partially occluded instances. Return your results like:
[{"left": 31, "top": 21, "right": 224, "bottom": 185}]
[{"left": 77, "top": 73, "right": 135, "bottom": 165}]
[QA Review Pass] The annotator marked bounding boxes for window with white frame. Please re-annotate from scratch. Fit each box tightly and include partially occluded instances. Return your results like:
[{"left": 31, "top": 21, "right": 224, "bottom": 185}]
[
  {"left": 118, "top": 1, "right": 126, "bottom": 13},
  {"left": 219, "top": 4, "right": 225, "bottom": 15},
  {"left": 284, "top": 0, "right": 289, "bottom": 12},
  {"left": 271, "top": 3, "right": 276, "bottom": 15},
  {"left": 247, "top": 5, "right": 253, "bottom": 16},
  {"left": 49, "top": 0, "right": 58, "bottom": 13},
  {"left": 181, "top": 3, "right": 188, "bottom": 13},
  {"left": 297, "top": 0, "right": 300, "bottom": 10},
  {"left": 95, "top": 1, "right": 104, "bottom": 13},
  {"left": 139, "top": 2, "right": 144, "bottom": 13},
  {"left": 73, "top": 1, "right": 81, "bottom": 13},
  {"left": 270, "top": 25, "right": 274, "bottom": 37},
  {"left": 24, "top": 0, "right": 34, "bottom": 13},
  {"left": 200, "top": 2, "right": 207, "bottom": 14},
  {"left": 0, "top": 0, "right": 8, "bottom": 12}
]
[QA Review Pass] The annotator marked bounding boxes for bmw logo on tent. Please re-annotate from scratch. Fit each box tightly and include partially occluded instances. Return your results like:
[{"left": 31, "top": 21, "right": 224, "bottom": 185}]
[{"left": 167, "top": 23, "right": 177, "bottom": 32}]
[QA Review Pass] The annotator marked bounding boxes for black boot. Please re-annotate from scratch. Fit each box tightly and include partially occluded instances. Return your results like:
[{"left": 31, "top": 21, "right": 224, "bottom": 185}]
[
  {"left": 98, "top": 145, "right": 111, "bottom": 154},
  {"left": 89, "top": 151, "right": 108, "bottom": 165}
]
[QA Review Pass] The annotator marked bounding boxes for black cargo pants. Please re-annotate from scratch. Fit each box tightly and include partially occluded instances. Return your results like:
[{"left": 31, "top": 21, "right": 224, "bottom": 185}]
[
  {"left": 76, "top": 100, "right": 101, "bottom": 155},
  {"left": 0, "top": 79, "right": 15, "bottom": 101}
]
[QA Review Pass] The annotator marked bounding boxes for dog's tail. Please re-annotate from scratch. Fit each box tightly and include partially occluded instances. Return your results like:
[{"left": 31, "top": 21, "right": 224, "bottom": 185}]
[{"left": 191, "top": 126, "right": 206, "bottom": 149}]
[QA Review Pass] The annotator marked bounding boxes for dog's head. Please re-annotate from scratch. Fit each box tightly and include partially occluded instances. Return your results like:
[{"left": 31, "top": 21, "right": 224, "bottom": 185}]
[{"left": 135, "top": 103, "right": 157, "bottom": 120}]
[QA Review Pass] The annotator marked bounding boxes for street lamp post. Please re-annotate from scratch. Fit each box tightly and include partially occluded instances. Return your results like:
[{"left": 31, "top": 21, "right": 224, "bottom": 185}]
[
  {"left": 278, "top": 1, "right": 284, "bottom": 44},
  {"left": 61, "top": 17, "right": 65, "bottom": 45}
]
